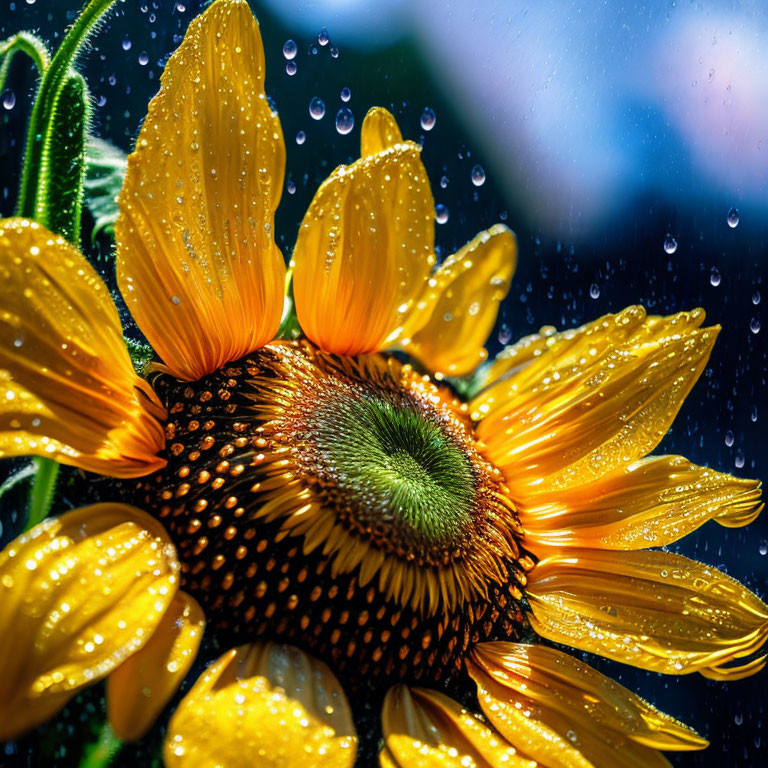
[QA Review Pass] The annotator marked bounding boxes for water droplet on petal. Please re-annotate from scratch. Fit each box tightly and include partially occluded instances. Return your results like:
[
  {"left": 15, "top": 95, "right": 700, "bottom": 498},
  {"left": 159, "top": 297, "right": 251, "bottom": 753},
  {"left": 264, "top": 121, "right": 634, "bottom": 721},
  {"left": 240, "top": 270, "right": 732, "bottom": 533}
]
[{"left": 420, "top": 107, "right": 436, "bottom": 131}]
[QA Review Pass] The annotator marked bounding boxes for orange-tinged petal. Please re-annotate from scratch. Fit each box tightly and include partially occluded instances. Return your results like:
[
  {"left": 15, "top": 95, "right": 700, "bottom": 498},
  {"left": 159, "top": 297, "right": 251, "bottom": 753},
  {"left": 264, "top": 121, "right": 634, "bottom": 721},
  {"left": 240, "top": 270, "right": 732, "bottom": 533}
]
[
  {"left": 0, "top": 503, "right": 179, "bottom": 741},
  {"left": 468, "top": 643, "right": 707, "bottom": 756},
  {"left": 361, "top": 106, "right": 404, "bottom": 156},
  {"left": 293, "top": 139, "right": 435, "bottom": 356},
  {"left": 526, "top": 548, "right": 768, "bottom": 677},
  {"left": 117, "top": 0, "right": 286, "bottom": 381},
  {"left": 0, "top": 218, "right": 166, "bottom": 477},
  {"left": 381, "top": 685, "right": 535, "bottom": 767},
  {"left": 402, "top": 225, "right": 516, "bottom": 377},
  {"left": 519, "top": 455, "right": 762, "bottom": 550},
  {"left": 164, "top": 642, "right": 357, "bottom": 767},
  {"left": 473, "top": 307, "right": 716, "bottom": 496},
  {"left": 107, "top": 590, "right": 204, "bottom": 741}
]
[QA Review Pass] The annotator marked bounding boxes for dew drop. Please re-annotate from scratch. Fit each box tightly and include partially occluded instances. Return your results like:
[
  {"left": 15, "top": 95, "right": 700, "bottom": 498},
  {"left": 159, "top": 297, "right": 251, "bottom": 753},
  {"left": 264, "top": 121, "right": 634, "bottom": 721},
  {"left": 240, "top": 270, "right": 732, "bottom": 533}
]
[
  {"left": 435, "top": 204, "right": 449, "bottom": 224},
  {"left": 420, "top": 107, "right": 436, "bottom": 131},
  {"left": 759, "top": 540, "right": 768, "bottom": 556},
  {"left": 309, "top": 97, "right": 326, "bottom": 120},
  {"left": 330, "top": 47, "right": 339, "bottom": 58},
  {"left": 750, "top": 317, "right": 761, "bottom": 334},
  {"left": 171, "top": 295, "right": 181, "bottom": 305},
  {"left": 471, "top": 164, "right": 486, "bottom": 186},
  {"left": 589, "top": 283, "right": 600, "bottom": 299},
  {"left": 727, "top": 207, "right": 740, "bottom": 228},
  {"left": 138, "top": 52, "right": 149, "bottom": 66},
  {"left": 285, "top": 61, "right": 297, "bottom": 76},
  {"left": 2, "top": 91, "right": 15, "bottom": 111},
  {"left": 663, "top": 234, "right": 677, "bottom": 254},
  {"left": 498, "top": 323, "right": 513, "bottom": 345},
  {"left": 340, "top": 87, "right": 351, "bottom": 102},
  {"left": 710, "top": 267, "right": 721, "bottom": 286},
  {"left": 283, "top": 40, "right": 297, "bottom": 60},
  {"left": 734, "top": 450, "right": 745, "bottom": 469},
  {"left": 752, "top": 290, "right": 761, "bottom": 305},
  {"left": 318, "top": 27, "right": 329, "bottom": 46},
  {"left": 296, "top": 131, "right": 306, "bottom": 145},
  {"left": 335, "top": 107, "right": 354, "bottom": 135},
  {"left": 724, "top": 430, "right": 734, "bottom": 447},
  {"left": 287, "top": 179, "right": 296, "bottom": 195},
  {"left": 440, "top": 175, "right": 449, "bottom": 189}
]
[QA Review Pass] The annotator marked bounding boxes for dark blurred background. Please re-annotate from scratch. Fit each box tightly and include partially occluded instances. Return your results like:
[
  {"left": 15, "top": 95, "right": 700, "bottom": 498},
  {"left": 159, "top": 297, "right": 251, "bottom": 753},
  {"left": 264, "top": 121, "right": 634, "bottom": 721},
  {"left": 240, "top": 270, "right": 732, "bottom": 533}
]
[{"left": 1, "top": 1, "right": 766, "bottom": 766}]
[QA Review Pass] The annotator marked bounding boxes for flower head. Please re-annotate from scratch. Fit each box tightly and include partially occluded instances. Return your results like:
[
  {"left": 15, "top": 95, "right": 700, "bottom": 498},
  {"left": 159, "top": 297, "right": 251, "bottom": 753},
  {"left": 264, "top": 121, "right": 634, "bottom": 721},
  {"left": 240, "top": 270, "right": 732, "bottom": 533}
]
[{"left": 0, "top": 0, "right": 765, "bottom": 765}]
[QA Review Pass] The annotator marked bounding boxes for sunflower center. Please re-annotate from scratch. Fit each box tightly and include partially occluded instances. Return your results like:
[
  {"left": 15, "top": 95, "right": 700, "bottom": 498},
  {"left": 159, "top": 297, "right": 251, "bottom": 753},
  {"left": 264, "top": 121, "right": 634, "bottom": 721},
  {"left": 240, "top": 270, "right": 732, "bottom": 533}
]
[{"left": 284, "top": 372, "right": 478, "bottom": 558}]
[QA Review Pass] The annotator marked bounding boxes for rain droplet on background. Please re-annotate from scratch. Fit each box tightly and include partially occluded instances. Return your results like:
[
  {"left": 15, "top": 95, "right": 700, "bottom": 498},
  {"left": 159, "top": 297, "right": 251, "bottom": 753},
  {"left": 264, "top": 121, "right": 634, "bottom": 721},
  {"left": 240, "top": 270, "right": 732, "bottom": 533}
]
[
  {"left": 2, "top": 91, "right": 15, "bottom": 110},
  {"left": 663, "top": 234, "right": 677, "bottom": 254},
  {"left": 335, "top": 108, "right": 354, "bottom": 135},
  {"left": 589, "top": 283, "right": 600, "bottom": 299},
  {"left": 435, "top": 204, "right": 449, "bottom": 224},
  {"left": 750, "top": 317, "right": 761, "bottom": 334},
  {"left": 420, "top": 107, "right": 436, "bottom": 131},
  {"left": 138, "top": 52, "right": 149, "bottom": 66},
  {"left": 727, "top": 206, "right": 740, "bottom": 228},
  {"left": 283, "top": 40, "right": 297, "bottom": 60},
  {"left": 286, "top": 61, "right": 297, "bottom": 76},
  {"left": 330, "top": 47, "right": 339, "bottom": 59},
  {"left": 318, "top": 27, "right": 329, "bottom": 46},
  {"left": 296, "top": 131, "right": 306, "bottom": 145},
  {"left": 309, "top": 97, "right": 326, "bottom": 120},
  {"left": 471, "top": 165, "right": 486, "bottom": 186},
  {"left": 287, "top": 179, "right": 296, "bottom": 195},
  {"left": 340, "top": 87, "right": 351, "bottom": 102},
  {"left": 710, "top": 267, "right": 721, "bottom": 286},
  {"left": 122, "top": 37, "right": 132, "bottom": 51}
]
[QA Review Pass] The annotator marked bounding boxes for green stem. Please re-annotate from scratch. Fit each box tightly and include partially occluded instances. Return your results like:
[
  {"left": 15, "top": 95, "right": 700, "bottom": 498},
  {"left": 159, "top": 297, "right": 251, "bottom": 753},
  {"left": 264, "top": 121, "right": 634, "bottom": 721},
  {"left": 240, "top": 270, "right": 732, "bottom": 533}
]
[
  {"left": 0, "top": 31, "right": 50, "bottom": 92},
  {"left": 25, "top": 457, "right": 60, "bottom": 531},
  {"left": 78, "top": 722, "right": 123, "bottom": 768},
  {"left": 17, "top": 0, "right": 118, "bottom": 222}
]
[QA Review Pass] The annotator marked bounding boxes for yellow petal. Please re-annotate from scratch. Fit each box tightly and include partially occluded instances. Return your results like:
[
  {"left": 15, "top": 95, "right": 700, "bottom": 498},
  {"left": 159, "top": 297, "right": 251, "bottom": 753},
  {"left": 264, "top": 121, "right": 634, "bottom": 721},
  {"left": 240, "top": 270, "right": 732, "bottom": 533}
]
[
  {"left": 164, "top": 642, "right": 357, "bottom": 767},
  {"left": 474, "top": 307, "right": 716, "bottom": 496},
  {"left": 361, "top": 107, "right": 403, "bottom": 156},
  {"left": 468, "top": 642, "right": 707, "bottom": 759},
  {"left": 107, "top": 590, "right": 204, "bottom": 741},
  {"left": 381, "top": 685, "right": 535, "bottom": 767},
  {"left": 402, "top": 224, "right": 516, "bottom": 377},
  {"left": 0, "top": 218, "right": 166, "bottom": 477},
  {"left": 293, "top": 138, "right": 435, "bottom": 356},
  {"left": 117, "top": 0, "right": 286, "bottom": 381},
  {"left": 0, "top": 503, "right": 179, "bottom": 741},
  {"left": 526, "top": 548, "right": 768, "bottom": 677},
  {"left": 519, "top": 455, "right": 762, "bottom": 550}
]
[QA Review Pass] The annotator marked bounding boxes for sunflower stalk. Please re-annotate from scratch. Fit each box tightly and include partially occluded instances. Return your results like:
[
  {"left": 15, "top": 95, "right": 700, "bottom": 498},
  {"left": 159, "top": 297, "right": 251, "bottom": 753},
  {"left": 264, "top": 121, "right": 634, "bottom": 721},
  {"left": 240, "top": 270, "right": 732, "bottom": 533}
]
[
  {"left": 0, "top": 31, "right": 50, "bottom": 91},
  {"left": 14, "top": 0, "right": 118, "bottom": 529},
  {"left": 16, "top": 0, "right": 118, "bottom": 230}
]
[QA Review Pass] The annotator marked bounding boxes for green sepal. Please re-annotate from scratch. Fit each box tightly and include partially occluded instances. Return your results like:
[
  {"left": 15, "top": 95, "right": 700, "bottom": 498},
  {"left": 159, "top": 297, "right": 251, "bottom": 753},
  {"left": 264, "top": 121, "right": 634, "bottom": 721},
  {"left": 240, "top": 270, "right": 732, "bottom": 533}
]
[
  {"left": 277, "top": 266, "right": 302, "bottom": 339},
  {"left": 25, "top": 457, "right": 59, "bottom": 531},
  {"left": 124, "top": 336, "right": 155, "bottom": 375},
  {"left": 84, "top": 137, "right": 127, "bottom": 243},
  {"left": 40, "top": 70, "right": 90, "bottom": 244}
]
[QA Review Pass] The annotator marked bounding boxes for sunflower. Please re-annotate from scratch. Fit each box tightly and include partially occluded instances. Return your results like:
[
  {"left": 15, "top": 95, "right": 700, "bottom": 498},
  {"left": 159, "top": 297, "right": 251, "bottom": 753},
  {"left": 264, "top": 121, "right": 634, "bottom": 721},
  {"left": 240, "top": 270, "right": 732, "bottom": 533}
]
[{"left": 0, "top": 1, "right": 765, "bottom": 766}]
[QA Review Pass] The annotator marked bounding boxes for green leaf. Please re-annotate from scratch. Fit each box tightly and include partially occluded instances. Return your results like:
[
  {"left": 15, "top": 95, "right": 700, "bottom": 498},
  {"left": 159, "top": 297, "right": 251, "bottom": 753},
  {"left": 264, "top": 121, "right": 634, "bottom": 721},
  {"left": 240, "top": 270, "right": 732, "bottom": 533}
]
[
  {"left": 25, "top": 457, "right": 59, "bottom": 531},
  {"left": 84, "top": 137, "right": 127, "bottom": 242}
]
